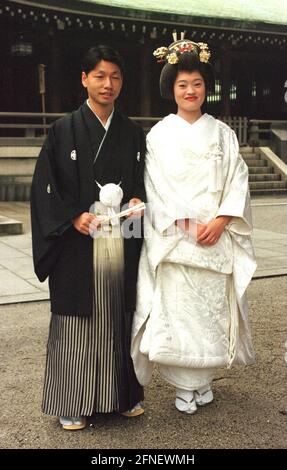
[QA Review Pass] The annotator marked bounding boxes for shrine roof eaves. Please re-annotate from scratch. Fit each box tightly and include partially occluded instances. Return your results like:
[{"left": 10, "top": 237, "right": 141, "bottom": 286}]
[{"left": 8, "top": 0, "right": 287, "bottom": 34}]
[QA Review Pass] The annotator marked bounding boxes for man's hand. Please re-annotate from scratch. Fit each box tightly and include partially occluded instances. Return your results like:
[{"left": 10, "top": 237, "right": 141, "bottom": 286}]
[
  {"left": 72, "top": 212, "right": 101, "bottom": 235},
  {"left": 126, "top": 198, "right": 144, "bottom": 218}
]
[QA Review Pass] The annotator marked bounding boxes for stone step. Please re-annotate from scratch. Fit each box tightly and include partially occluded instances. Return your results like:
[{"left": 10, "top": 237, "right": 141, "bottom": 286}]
[
  {"left": 242, "top": 153, "right": 260, "bottom": 160},
  {"left": 248, "top": 174, "right": 281, "bottom": 182},
  {"left": 0, "top": 185, "right": 31, "bottom": 202},
  {"left": 248, "top": 166, "right": 274, "bottom": 174},
  {"left": 0, "top": 176, "right": 31, "bottom": 201},
  {"left": 0, "top": 215, "right": 23, "bottom": 235},
  {"left": 0, "top": 147, "right": 40, "bottom": 157},
  {"left": 245, "top": 159, "right": 268, "bottom": 167},
  {"left": 0, "top": 137, "right": 44, "bottom": 146},
  {"left": 250, "top": 188, "right": 287, "bottom": 196},
  {"left": 239, "top": 146, "right": 255, "bottom": 152},
  {"left": 249, "top": 180, "right": 287, "bottom": 190}
]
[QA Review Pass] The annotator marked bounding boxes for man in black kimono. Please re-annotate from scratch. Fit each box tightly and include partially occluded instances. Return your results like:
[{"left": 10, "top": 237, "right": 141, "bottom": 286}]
[{"left": 31, "top": 45, "right": 145, "bottom": 430}]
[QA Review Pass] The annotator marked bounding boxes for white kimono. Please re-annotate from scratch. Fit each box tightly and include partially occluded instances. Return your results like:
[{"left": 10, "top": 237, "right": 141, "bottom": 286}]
[{"left": 131, "top": 113, "right": 257, "bottom": 389}]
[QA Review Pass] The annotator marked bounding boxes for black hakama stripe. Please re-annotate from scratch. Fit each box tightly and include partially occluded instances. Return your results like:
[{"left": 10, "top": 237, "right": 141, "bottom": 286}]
[{"left": 42, "top": 230, "right": 123, "bottom": 417}]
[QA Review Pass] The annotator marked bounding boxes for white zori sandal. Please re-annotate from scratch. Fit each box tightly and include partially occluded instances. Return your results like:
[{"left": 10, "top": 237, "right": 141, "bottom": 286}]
[
  {"left": 175, "top": 389, "right": 197, "bottom": 414},
  {"left": 194, "top": 385, "right": 214, "bottom": 406},
  {"left": 59, "top": 416, "right": 87, "bottom": 431}
]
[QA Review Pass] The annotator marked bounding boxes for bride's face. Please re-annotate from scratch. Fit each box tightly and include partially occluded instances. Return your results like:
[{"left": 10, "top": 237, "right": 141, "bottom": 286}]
[{"left": 173, "top": 70, "right": 206, "bottom": 115}]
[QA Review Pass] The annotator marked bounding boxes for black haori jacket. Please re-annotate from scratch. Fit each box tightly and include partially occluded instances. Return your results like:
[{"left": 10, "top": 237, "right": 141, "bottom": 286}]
[
  {"left": 30, "top": 104, "right": 146, "bottom": 410},
  {"left": 31, "top": 104, "right": 146, "bottom": 315}
]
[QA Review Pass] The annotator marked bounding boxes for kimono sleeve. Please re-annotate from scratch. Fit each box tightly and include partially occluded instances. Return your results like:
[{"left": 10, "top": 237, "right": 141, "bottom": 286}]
[
  {"left": 145, "top": 140, "right": 181, "bottom": 234},
  {"left": 30, "top": 125, "right": 84, "bottom": 281},
  {"left": 216, "top": 130, "right": 253, "bottom": 236}
]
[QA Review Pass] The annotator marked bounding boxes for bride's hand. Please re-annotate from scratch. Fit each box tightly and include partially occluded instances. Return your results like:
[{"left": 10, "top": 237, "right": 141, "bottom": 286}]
[{"left": 197, "top": 216, "right": 232, "bottom": 245}]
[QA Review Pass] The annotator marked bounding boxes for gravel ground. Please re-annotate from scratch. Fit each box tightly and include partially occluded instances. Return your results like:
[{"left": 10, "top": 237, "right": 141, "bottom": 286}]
[{"left": 0, "top": 276, "right": 286, "bottom": 450}]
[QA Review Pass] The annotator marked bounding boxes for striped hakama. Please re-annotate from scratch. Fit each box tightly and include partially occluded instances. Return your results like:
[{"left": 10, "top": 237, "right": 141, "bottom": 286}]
[{"left": 42, "top": 224, "right": 124, "bottom": 417}]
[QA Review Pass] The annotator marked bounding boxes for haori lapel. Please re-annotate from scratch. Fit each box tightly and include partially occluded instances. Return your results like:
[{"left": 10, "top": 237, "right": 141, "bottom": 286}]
[
  {"left": 93, "top": 111, "right": 123, "bottom": 184},
  {"left": 94, "top": 111, "right": 122, "bottom": 167}
]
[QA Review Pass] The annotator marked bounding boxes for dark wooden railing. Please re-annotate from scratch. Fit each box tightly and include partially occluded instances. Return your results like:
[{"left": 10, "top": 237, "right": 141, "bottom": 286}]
[{"left": 0, "top": 112, "right": 286, "bottom": 147}]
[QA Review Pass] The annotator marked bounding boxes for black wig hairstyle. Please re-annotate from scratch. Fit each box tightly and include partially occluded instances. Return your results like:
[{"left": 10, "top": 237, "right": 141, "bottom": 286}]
[
  {"left": 81, "top": 44, "right": 125, "bottom": 76},
  {"left": 159, "top": 47, "right": 214, "bottom": 100}
]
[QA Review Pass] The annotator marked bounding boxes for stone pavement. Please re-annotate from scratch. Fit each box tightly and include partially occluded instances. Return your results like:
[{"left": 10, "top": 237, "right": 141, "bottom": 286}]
[
  {"left": 0, "top": 197, "right": 286, "bottom": 305},
  {"left": 251, "top": 196, "right": 287, "bottom": 277},
  {"left": 0, "top": 269, "right": 286, "bottom": 450},
  {"left": 0, "top": 202, "right": 49, "bottom": 304}
]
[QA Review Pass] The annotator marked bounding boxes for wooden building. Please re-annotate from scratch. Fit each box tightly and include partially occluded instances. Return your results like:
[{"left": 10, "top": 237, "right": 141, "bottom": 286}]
[{"left": 1, "top": 0, "right": 287, "bottom": 119}]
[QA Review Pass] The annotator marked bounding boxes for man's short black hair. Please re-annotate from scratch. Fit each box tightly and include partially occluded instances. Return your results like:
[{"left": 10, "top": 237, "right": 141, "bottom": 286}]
[{"left": 82, "top": 45, "right": 125, "bottom": 76}]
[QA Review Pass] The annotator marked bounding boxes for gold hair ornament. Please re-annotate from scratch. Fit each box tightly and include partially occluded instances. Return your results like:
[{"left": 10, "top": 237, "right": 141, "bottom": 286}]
[{"left": 153, "top": 32, "right": 211, "bottom": 64}]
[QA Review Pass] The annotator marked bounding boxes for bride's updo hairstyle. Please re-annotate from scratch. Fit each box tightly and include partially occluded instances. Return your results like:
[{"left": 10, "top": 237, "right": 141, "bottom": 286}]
[{"left": 153, "top": 32, "right": 214, "bottom": 99}]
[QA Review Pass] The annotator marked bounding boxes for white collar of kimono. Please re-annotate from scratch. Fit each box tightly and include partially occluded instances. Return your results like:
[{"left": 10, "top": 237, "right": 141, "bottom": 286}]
[
  {"left": 86, "top": 100, "right": 114, "bottom": 131},
  {"left": 172, "top": 112, "right": 209, "bottom": 131},
  {"left": 162, "top": 113, "right": 218, "bottom": 154}
]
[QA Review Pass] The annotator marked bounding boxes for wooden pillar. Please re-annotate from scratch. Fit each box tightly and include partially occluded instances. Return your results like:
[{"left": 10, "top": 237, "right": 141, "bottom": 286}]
[
  {"left": 13, "top": 57, "right": 36, "bottom": 112},
  {"left": 236, "top": 60, "right": 252, "bottom": 116},
  {"left": 220, "top": 42, "right": 231, "bottom": 116},
  {"left": 139, "top": 41, "right": 152, "bottom": 116},
  {"left": 254, "top": 65, "right": 263, "bottom": 117},
  {"left": 0, "top": 26, "right": 14, "bottom": 111},
  {"left": 47, "top": 30, "right": 63, "bottom": 112},
  {"left": 270, "top": 63, "right": 282, "bottom": 118}
]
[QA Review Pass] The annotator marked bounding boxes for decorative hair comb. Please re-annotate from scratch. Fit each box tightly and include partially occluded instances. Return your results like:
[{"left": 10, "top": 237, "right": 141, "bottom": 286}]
[{"left": 153, "top": 31, "right": 211, "bottom": 65}]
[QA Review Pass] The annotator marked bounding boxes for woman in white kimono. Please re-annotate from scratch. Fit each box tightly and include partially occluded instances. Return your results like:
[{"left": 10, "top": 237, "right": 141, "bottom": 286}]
[{"left": 131, "top": 35, "right": 257, "bottom": 414}]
